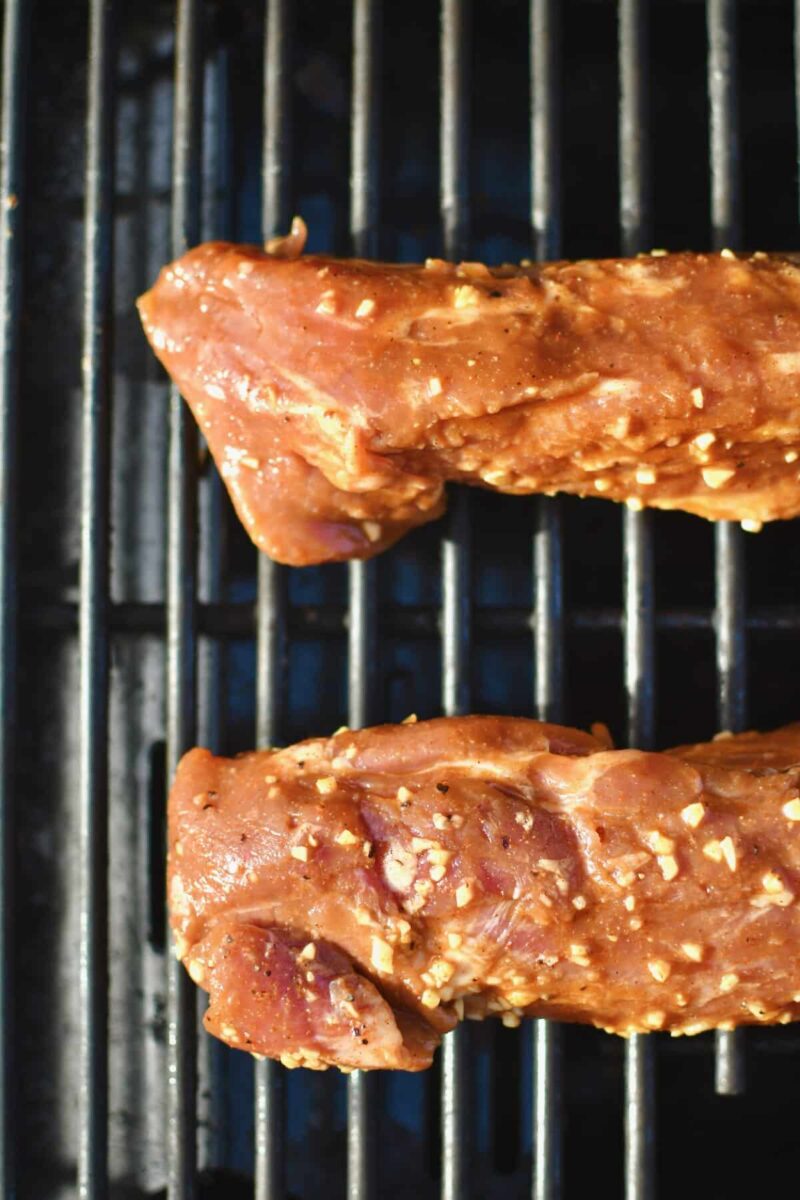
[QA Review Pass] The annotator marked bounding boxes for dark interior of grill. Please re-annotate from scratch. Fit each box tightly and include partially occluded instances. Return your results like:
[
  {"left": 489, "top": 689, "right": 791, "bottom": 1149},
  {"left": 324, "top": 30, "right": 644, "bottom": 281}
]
[{"left": 8, "top": 0, "right": 800, "bottom": 1196}]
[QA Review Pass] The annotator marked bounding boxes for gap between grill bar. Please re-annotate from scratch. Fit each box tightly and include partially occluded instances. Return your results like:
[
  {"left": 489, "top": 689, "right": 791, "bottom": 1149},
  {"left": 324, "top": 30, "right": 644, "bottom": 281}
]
[
  {"left": 346, "top": 4, "right": 381, "bottom": 1195},
  {"left": 707, "top": 0, "right": 746, "bottom": 1099},
  {"left": 0, "top": 2, "right": 29, "bottom": 1196},
  {"left": 530, "top": 2, "right": 563, "bottom": 1198},
  {"left": 77, "top": 1, "right": 115, "bottom": 1195},
  {"left": 166, "top": 2, "right": 203, "bottom": 1196},
  {"left": 618, "top": 2, "right": 657, "bottom": 1198},
  {"left": 440, "top": 3, "right": 471, "bottom": 1198},
  {"left": 253, "top": 3, "right": 292, "bottom": 1196}
]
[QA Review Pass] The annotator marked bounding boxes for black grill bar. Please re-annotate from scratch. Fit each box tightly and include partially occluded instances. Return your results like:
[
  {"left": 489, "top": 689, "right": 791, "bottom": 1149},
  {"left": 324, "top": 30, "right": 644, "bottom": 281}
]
[
  {"left": 440, "top": 2, "right": 471, "bottom": 1197},
  {"left": 618, "top": 3, "right": 656, "bottom": 1198},
  {"left": 0, "top": 2, "right": 28, "bottom": 1196},
  {"left": 796, "top": 0, "right": 800, "bottom": 214},
  {"left": 19, "top": 598, "right": 800, "bottom": 639},
  {"left": 196, "top": 45, "right": 232, "bottom": 1172},
  {"left": 347, "top": 1, "right": 381, "bottom": 1195},
  {"left": 530, "top": 1, "right": 563, "bottom": 1197},
  {"left": 77, "top": 0, "right": 115, "bottom": 1195},
  {"left": 166, "top": 2, "right": 203, "bottom": 1195},
  {"left": 253, "top": 2, "right": 292, "bottom": 1195},
  {"left": 707, "top": 0, "right": 746, "bottom": 1098}
]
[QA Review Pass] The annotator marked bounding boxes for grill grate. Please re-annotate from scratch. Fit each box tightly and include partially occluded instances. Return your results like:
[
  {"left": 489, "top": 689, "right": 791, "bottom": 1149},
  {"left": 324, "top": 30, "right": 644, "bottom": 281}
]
[
  {"left": 707, "top": 0, "right": 748, "bottom": 1100},
  {"left": 618, "top": 3, "right": 656, "bottom": 1196},
  {"left": 530, "top": 2, "right": 563, "bottom": 1198},
  {"left": 0, "top": 0, "right": 29, "bottom": 1196},
  {"left": 78, "top": 1, "right": 115, "bottom": 1195},
  {"left": 5, "top": 0, "right": 800, "bottom": 1197}
]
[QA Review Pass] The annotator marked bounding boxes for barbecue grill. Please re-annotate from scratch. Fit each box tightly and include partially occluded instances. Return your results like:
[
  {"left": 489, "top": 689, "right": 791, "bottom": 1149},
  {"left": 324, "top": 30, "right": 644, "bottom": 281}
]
[{"left": 5, "top": 0, "right": 800, "bottom": 1196}]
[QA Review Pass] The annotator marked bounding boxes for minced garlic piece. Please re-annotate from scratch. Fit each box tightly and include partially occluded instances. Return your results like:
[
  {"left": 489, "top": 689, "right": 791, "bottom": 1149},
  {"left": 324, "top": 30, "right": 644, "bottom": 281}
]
[
  {"left": 187, "top": 959, "right": 205, "bottom": 985},
  {"left": 720, "top": 835, "right": 737, "bottom": 872},
  {"left": 370, "top": 936, "right": 394, "bottom": 975},
  {"left": 645, "top": 831, "right": 675, "bottom": 855},
  {"left": 648, "top": 959, "right": 671, "bottom": 983},
  {"left": 658, "top": 854, "right": 679, "bottom": 881},
  {"left": 453, "top": 284, "right": 480, "bottom": 308},
  {"left": 428, "top": 958, "right": 455, "bottom": 986},
  {"left": 680, "top": 802, "right": 705, "bottom": 828},
  {"left": 701, "top": 466, "right": 736, "bottom": 489}
]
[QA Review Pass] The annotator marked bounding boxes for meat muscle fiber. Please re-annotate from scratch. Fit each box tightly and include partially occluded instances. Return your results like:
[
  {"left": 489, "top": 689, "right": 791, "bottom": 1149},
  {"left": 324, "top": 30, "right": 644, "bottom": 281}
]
[
  {"left": 169, "top": 716, "right": 800, "bottom": 1071},
  {"left": 138, "top": 219, "right": 800, "bottom": 565}
]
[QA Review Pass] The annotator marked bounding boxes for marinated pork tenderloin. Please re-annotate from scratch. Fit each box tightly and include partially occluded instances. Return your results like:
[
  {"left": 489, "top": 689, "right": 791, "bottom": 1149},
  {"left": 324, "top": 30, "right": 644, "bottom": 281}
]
[
  {"left": 138, "top": 218, "right": 800, "bottom": 566},
  {"left": 169, "top": 716, "right": 800, "bottom": 1071}
]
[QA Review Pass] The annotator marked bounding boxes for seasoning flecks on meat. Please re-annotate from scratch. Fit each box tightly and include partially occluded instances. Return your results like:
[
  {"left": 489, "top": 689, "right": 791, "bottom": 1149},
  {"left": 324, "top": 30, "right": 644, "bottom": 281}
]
[
  {"left": 138, "top": 219, "right": 800, "bottom": 565},
  {"left": 169, "top": 716, "right": 800, "bottom": 1070}
]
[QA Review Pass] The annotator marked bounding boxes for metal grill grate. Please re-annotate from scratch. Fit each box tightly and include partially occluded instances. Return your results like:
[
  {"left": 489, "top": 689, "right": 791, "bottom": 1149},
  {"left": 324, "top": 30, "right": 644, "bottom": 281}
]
[{"left": 5, "top": 0, "right": 800, "bottom": 1197}]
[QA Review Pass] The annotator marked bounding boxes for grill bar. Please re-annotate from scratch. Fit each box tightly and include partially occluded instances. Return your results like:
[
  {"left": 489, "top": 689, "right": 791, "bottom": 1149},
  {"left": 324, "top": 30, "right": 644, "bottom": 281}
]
[
  {"left": 796, "top": 0, "right": 800, "bottom": 219},
  {"left": 707, "top": 0, "right": 746, "bottom": 1098},
  {"left": 347, "top": 5, "right": 381, "bottom": 1192},
  {"left": 530, "top": 2, "right": 563, "bottom": 1197},
  {"left": 618, "top": 3, "right": 656, "bottom": 1198},
  {"left": 165, "top": 2, "right": 203, "bottom": 1195},
  {"left": 195, "top": 42, "right": 233, "bottom": 1172},
  {"left": 77, "top": 0, "right": 116, "bottom": 1195},
  {"left": 18, "top": 598, "right": 800, "bottom": 639},
  {"left": 0, "top": 1, "right": 29, "bottom": 1195},
  {"left": 440, "top": 3, "right": 471, "bottom": 1196},
  {"left": 253, "top": 2, "right": 292, "bottom": 1195}
]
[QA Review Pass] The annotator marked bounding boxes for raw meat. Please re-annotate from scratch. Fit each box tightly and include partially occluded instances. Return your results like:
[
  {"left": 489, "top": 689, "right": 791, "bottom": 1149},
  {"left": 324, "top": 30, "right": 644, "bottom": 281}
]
[
  {"left": 138, "top": 220, "right": 800, "bottom": 565},
  {"left": 169, "top": 716, "right": 800, "bottom": 1070}
]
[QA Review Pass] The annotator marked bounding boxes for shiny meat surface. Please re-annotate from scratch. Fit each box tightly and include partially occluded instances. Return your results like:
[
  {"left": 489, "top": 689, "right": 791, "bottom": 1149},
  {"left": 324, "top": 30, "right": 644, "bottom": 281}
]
[
  {"left": 169, "top": 716, "right": 800, "bottom": 1070},
  {"left": 138, "top": 219, "right": 800, "bottom": 565}
]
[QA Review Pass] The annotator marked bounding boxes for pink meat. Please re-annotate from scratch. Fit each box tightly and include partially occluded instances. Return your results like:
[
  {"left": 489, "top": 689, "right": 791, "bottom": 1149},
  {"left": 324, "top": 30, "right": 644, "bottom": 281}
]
[{"left": 169, "top": 716, "right": 800, "bottom": 1070}]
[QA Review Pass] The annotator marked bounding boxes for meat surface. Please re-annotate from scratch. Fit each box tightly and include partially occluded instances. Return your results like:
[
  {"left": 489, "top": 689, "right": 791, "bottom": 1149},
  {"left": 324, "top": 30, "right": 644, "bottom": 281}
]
[
  {"left": 169, "top": 716, "right": 800, "bottom": 1071},
  {"left": 138, "top": 219, "right": 800, "bottom": 565}
]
